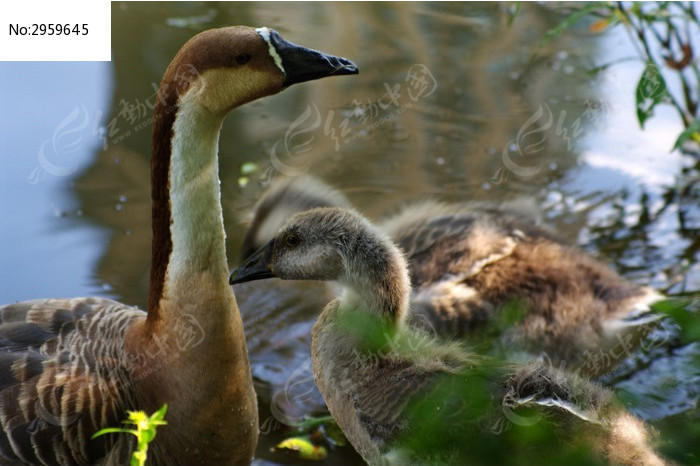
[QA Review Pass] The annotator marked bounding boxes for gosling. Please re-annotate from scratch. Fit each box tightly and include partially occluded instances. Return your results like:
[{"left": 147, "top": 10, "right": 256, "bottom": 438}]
[
  {"left": 239, "top": 177, "right": 662, "bottom": 376},
  {"left": 231, "top": 207, "right": 666, "bottom": 466}
]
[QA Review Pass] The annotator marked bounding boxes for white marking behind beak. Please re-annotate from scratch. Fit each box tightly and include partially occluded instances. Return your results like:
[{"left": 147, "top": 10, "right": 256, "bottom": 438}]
[{"left": 255, "top": 27, "right": 285, "bottom": 74}]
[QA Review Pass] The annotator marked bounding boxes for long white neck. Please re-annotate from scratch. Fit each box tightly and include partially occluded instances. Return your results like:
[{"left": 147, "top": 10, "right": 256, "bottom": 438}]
[{"left": 165, "top": 96, "right": 229, "bottom": 295}]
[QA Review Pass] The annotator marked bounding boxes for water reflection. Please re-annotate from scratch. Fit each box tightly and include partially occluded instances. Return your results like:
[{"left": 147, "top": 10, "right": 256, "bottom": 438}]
[
  {"left": 3, "top": 2, "right": 697, "bottom": 464},
  {"left": 0, "top": 62, "right": 112, "bottom": 302}
]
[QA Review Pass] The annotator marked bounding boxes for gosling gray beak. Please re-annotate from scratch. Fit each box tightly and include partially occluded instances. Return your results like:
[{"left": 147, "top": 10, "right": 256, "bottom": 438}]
[
  {"left": 230, "top": 240, "right": 276, "bottom": 285},
  {"left": 261, "top": 28, "right": 359, "bottom": 87}
]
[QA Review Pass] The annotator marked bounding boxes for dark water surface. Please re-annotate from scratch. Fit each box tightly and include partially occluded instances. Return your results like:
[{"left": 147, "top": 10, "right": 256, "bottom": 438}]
[{"left": 0, "top": 2, "right": 697, "bottom": 464}]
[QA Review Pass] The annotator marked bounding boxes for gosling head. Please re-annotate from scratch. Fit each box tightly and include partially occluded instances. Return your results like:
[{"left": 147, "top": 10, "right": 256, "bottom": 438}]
[
  {"left": 232, "top": 207, "right": 359, "bottom": 283},
  {"left": 159, "top": 26, "right": 358, "bottom": 115},
  {"left": 231, "top": 207, "right": 412, "bottom": 320},
  {"left": 240, "top": 176, "right": 352, "bottom": 260}
]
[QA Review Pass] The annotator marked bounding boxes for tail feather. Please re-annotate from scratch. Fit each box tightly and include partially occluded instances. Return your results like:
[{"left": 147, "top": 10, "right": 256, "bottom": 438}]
[{"left": 603, "top": 290, "right": 664, "bottom": 339}]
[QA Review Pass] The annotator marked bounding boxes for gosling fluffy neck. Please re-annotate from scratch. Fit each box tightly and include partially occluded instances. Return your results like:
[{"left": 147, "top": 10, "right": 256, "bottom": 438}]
[{"left": 334, "top": 211, "right": 412, "bottom": 326}]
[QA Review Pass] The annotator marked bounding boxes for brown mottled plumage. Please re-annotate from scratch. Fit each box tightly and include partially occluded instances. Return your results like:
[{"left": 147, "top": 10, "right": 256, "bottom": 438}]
[
  {"left": 231, "top": 207, "right": 666, "bottom": 465},
  {"left": 0, "top": 299, "right": 141, "bottom": 465},
  {"left": 239, "top": 177, "right": 662, "bottom": 375},
  {"left": 0, "top": 28, "right": 357, "bottom": 465},
  {"left": 384, "top": 200, "right": 662, "bottom": 374}
]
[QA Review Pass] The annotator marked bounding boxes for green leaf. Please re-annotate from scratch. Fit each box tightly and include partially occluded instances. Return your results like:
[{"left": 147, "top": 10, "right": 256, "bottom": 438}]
[
  {"left": 141, "top": 429, "right": 156, "bottom": 445},
  {"left": 295, "top": 415, "right": 335, "bottom": 431},
  {"left": 507, "top": 2, "right": 521, "bottom": 27},
  {"left": 541, "top": 2, "right": 605, "bottom": 47},
  {"left": 652, "top": 298, "right": 700, "bottom": 344},
  {"left": 91, "top": 404, "right": 168, "bottom": 466},
  {"left": 150, "top": 404, "right": 168, "bottom": 423},
  {"left": 322, "top": 420, "right": 347, "bottom": 447},
  {"left": 91, "top": 427, "right": 136, "bottom": 439},
  {"left": 673, "top": 119, "right": 700, "bottom": 151},
  {"left": 635, "top": 62, "right": 668, "bottom": 128},
  {"left": 276, "top": 436, "right": 328, "bottom": 461}
]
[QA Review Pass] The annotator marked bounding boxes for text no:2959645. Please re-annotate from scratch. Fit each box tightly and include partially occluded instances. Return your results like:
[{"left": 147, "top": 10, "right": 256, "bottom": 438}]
[{"left": 9, "top": 24, "right": 88, "bottom": 36}]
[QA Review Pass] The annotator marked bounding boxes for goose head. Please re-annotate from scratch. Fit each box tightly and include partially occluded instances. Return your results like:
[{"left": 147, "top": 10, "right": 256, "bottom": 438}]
[
  {"left": 231, "top": 207, "right": 411, "bottom": 320},
  {"left": 148, "top": 27, "right": 357, "bottom": 313},
  {"left": 158, "top": 26, "right": 358, "bottom": 115}
]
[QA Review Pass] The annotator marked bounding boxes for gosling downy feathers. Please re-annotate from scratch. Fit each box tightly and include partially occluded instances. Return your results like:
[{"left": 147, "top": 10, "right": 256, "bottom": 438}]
[
  {"left": 230, "top": 207, "right": 666, "bottom": 466},
  {"left": 239, "top": 177, "right": 662, "bottom": 375},
  {"left": 0, "top": 28, "right": 357, "bottom": 465}
]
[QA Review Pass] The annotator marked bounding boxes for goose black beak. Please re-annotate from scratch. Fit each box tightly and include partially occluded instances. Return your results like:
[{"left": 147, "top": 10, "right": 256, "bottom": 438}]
[
  {"left": 264, "top": 29, "right": 359, "bottom": 87},
  {"left": 230, "top": 240, "right": 276, "bottom": 285}
]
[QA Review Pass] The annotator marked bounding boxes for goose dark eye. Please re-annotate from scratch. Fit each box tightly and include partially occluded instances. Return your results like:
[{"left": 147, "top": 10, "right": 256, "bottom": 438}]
[
  {"left": 285, "top": 234, "right": 300, "bottom": 247},
  {"left": 235, "top": 53, "right": 252, "bottom": 65}
]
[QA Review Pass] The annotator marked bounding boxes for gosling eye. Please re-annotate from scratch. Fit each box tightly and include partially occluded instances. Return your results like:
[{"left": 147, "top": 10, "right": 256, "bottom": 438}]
[
  {"left": 235, "top": 53, "right": 252, "bottom": 65},
  {"left": 285, "top": 234, "right": 301, "bottom": 248}
]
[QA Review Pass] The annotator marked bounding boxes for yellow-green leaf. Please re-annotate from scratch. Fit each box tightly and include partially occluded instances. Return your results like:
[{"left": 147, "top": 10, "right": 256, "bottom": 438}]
[
  {"left": 240, "top": 162, "right": 259, "bottom": 175},
  {"left": 276, "top": 436, "right": 328, "bottom": 461},
  {"left": 127, "top": 410, "right": 150, "bottom": 431},
  {"left": 91, "top": 427, "right": 135, "bottom": 439},
  {"left": 673, "top": 119, "right": 700, "bottom": 151}
]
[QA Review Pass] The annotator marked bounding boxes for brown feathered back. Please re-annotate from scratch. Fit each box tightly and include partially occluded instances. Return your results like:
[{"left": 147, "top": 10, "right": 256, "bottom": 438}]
[
  {"left": 0, "top": 299, "right": 143, "bottom": 464},
  {"left": 382, "top": 201, "right": 661, "bottom": 374}
]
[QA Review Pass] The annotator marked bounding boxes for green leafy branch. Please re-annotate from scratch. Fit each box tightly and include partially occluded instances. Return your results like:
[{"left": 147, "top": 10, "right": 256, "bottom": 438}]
[
  {"left": 514, "top": 2, "right": 700, "bottom": 152},
  {"left": 92, "top": 404, "right": 168, "bottom": 466},
  {"left": 613, "top": 2, "right": 699, "bottom": 147}
]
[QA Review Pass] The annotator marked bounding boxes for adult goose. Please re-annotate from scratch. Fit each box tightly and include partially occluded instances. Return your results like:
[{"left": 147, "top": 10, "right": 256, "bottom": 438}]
[
  {"left": 239, "top": 177, "right": 661, "bottom": 375},
  {"left": 0, "top": 28, "right": 357, "bottom": 465},
  {"left": 230, "top": 208, "right": 666, "bottom": 465}
]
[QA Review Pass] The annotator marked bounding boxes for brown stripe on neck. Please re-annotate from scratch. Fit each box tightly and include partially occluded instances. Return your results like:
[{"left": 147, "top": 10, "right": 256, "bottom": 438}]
[
  {"left": 147, "top": 62, "right": 199, "bottom": 318},
  {"left": 148, "top": 86, "right": 176, "bottom": 317}
]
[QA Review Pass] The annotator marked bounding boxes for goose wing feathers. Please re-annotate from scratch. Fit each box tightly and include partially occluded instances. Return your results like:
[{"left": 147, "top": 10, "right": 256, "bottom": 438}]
[{"left": 0, "top": 298, "right": 144, "bottom": 465}]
